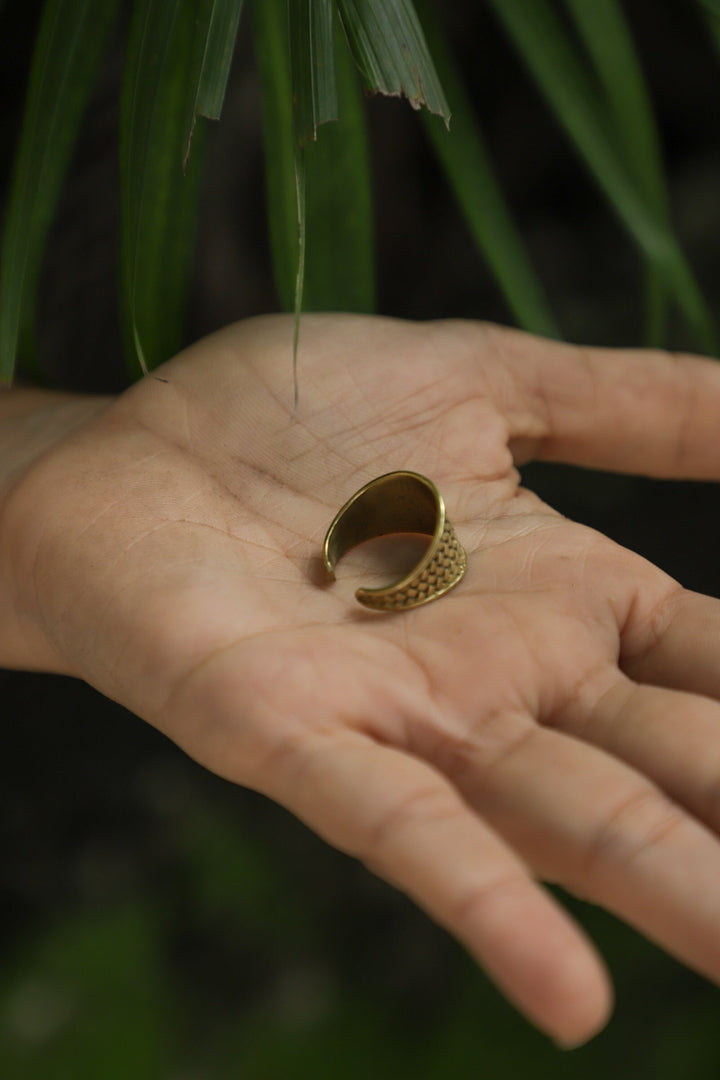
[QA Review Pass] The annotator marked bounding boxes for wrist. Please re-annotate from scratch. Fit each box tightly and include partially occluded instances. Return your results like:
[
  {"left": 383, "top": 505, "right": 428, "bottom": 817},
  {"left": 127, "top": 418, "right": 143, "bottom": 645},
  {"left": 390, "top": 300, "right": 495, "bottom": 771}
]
[
  {"left": 0, "top": 388, "right": 113, "bottom": 672},
  {"left": 0, "top": 388, "right": 111, "bottom": 486}
]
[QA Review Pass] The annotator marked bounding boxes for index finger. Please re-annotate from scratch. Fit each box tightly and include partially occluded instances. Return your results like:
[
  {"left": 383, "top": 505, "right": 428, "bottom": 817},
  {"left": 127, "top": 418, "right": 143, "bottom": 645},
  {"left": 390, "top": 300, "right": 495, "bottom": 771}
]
[
  {"left": 253, "top": 728, "right": 612, "bottom": 1047},
  {"left": 472, "top": 323, "right": 720, "bottom": 479}
]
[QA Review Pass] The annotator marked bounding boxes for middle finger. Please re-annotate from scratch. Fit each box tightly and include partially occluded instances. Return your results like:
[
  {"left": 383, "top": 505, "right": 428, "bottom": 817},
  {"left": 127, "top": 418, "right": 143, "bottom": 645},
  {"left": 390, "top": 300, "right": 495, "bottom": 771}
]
[
  {"left": 552, "top": 667, "right": 720, "bottom": 835},
  {"left": 432, "top": 715, "right": 720, "bottom": 986}
]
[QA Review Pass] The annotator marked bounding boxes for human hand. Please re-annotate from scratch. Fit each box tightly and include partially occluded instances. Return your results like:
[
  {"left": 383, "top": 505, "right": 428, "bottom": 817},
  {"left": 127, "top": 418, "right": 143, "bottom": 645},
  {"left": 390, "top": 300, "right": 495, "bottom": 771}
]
[{"left": 4, "top": 314, "right": 720, "bottom": 1047}]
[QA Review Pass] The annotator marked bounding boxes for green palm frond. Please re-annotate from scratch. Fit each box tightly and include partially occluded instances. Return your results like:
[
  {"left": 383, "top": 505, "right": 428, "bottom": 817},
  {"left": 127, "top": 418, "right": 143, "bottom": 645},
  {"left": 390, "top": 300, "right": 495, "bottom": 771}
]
[
  {"left": 489, "top": 0, "right": 718, "bottom": 353},
  {"left": 562, "top": 0, "right": 670, "bottom": 344},
  {"left": 289, "top": 0, "right": 338, "bottom": 148},
  {"left": 185, "top": 0, "right": 246, "bottom": 164},
  {"left": 256, "top": 0, "right": 376, "bottom": 400},
  {"left": 417, "top": 0, "right": 560, "bottom": 338},
  {"left": 335, "top": 0, "right": 450, "bottom": 124},
  {"left": 0, "top": 0, "right": 122, "bottom": 382},
  {"left": 1, "top": 0, "right": 718, "bottom": 385},
  {"left": 121, "top": 0, "right": 216, "bottom": 376}
]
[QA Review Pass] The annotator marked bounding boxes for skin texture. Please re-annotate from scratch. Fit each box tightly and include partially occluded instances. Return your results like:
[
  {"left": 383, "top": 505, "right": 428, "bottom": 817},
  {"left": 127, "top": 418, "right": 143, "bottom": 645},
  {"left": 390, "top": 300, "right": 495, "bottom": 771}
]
[{"left": 3, "top": 313, "right": 720, "bottom": 1046}]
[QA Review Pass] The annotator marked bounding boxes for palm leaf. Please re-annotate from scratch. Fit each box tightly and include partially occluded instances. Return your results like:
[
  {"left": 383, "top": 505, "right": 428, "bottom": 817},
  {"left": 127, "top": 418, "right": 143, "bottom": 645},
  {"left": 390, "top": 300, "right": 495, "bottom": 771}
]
[
  {"left": 416, "top": 0, "right": 560, "bottom": 339},
  {"left": 0, "top": 0, "right": 122, "bottom": 383},
  {"left": 563, "top": 0, "right": 669, "bottom": 344},
  {"left": 250, "top": 0, "right": 297, "bottom": 312},
  {"left": 185, "top": 0, "right": 245, "bottom": 166},
  {"left": 334, "top": 0, "right": 449, "bottom": 125},
  {"left": 120, "top": 0, "right": 208, "bottom": 375},
  {"left": 699, "top": 1, "right": 720, "bottom": 64},
  {"left": 289, "top": 0, "right": 338, "bottom": 147},
  {"left": 489, "top": 0, "right": 718, "bottom": 354},
  {"left": 287, "top": 0, "right": 340, "bottom": 395},
  {"left": 304, "top": 28, "right": 374, "bottom": 313},
  {"left": 251, "top": 0, "right": 374, "bottom": 313}
]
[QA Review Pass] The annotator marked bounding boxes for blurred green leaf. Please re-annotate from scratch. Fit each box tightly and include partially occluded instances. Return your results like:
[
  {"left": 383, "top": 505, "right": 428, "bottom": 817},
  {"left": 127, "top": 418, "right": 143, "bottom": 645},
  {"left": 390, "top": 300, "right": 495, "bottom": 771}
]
[
  {"left": 416, "top": 0, "right": 560, "bottom": 339},
  {"left": 701, "top": 1, "right": 720, "bottom": 72},
  {"left": 564, "top": 0, "right": 667, "bottom": 215},
  {"left": 563, "top": 0, "right": 669, "bottom": 344},
  {"left": 120, "top": 0, "right": 208, "bottom": 375},
  {"left": 0, "top": 0, "right": 121, "bottom": 383},
  {"left": 252, "top": 0, "right": 375, "bottom": 314},
  {"left": 649, "top": 993, "right": 720, "bottom": 1077},
  {"left": 0, "top": 907, "right": 169, "bottom": 1080},
  {"left": 185, "top": 0, "right": 245, "bottom": 165},
  {"left": 289, "top": 0, "right": 338, "bottom": 146},
  {"left": 335, "top": 0, "right": 450, "bottom": 126},
  {"left": 698, "top": 0, "right": 720, "bottom": 19},
  {"left": 489, "top": 0, "right": 718, "bottom": 355}
]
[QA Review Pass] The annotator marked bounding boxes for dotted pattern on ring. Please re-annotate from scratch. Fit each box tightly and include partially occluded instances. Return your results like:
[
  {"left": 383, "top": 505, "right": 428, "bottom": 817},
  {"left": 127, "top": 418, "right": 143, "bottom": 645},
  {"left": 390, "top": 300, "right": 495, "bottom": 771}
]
[{"left": 359, "top": 522, "right": 467, "bottom": 611}]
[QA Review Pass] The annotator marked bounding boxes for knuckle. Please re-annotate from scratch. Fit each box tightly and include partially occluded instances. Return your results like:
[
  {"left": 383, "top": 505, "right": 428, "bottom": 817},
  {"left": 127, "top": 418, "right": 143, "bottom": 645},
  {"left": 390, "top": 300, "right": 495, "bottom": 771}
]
[
  {"left": 553, "top": 660, "right": 622, "bottom": 731},
  {"left": 620, "top": 580, "right": 685, "bottom": 676},
  {"left": 424, "top": 710, "right": 539, "bottom": 788},
  {"left": 364, "top": 784, "right": 463, "bottom": 860},
  {"left": 449, "top": 869, "right": 527, "bottom": 928},
  {"left": 580, "top": 785, "right": 686, "bottom": 886}
]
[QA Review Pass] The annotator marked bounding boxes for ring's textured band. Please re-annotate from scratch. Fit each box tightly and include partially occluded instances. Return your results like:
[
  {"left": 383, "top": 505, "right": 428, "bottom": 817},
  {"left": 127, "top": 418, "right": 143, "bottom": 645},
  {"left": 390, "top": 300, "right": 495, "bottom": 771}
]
[{"left": 323, "top": 471, "right": 467, "bottom": 611}]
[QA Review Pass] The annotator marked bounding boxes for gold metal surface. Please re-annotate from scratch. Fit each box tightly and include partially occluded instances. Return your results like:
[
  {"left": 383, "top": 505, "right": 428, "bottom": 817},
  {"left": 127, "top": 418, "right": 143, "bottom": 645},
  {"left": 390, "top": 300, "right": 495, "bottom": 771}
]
[{"left": 323, "top": 471, "right": 467, "bottom": 611}]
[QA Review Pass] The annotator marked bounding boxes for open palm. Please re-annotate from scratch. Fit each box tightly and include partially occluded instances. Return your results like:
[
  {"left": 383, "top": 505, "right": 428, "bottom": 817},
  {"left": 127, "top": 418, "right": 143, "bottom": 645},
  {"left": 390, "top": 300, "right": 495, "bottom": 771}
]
[{"left": 7, "top": 313, "right": 720, "bottom": 1046}]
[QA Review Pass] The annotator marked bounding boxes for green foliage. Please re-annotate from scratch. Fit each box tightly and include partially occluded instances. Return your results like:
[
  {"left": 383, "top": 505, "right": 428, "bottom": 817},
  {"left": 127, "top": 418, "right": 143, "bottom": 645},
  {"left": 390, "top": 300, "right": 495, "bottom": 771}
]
[
  {"left": 284, "top": 0, "right": 442, "bottom": 396},
  {"left": 417, "top": 0, "right": 560, "bottom": 339},
  {"left": 252, "top": 0, "right": 374, "bottom": 315},
  {"left": 0, "top": 907, "right": 170, "bottom": 1079},
  {"left": 288, "top": 0, "right": 338, "bottom": 147},
  {"left": 0, "top": 0, "right": 718, "bottom": 374},
  {"left": 562, "top": 0, "right": 668, "bottom": 216},
  {"left": 488, "top": 0, "right": 718, "bottom": 355},
  {"left": 250, "top": 0, "right": 297, "bottom": 312},
  {"left": 120, "top": 0, "right": 209, "bottom": 375},
  {"left": 562, "top": 0, "right": 670, "bottom": 344},
  {"left": 191, "top": 0, "right": 246, "bottom": 123},
  {"left": 301, "top": 39, "right": 375, "bottom": 315},
  {"left": 334, "top": 0, "right": 450, "bottom": 125},
  {"left": 698, "top": 0, "right": 720, "bottom": 19},
  {"left": 0, "top": 0, "right": 122, "bottom": 383}
]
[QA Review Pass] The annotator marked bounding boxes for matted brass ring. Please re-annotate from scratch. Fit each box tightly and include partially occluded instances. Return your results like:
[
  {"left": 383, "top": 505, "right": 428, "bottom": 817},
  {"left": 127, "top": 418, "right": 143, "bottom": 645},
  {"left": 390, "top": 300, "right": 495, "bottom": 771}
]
[{"left": 323, "top": 471, "right": 467, "bottom": 611}]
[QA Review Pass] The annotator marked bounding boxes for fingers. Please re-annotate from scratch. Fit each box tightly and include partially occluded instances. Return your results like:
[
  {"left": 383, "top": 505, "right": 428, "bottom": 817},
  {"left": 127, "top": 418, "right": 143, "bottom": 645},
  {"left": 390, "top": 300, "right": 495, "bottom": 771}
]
[
  {"left": 621, "top": 588, "right": 720, "bottom": 701},
  {"left": 556, "top": 585, "right": 720, "bottom": 834},
  {"left": 449, "top": 717, "right": 720, "bottom": 991},
  {"left": 476, "top": 324, "right": 720, "bottom": 478},
  {"left": 255, "top": 730, "right": 612, "bottom": 1047},
  {"left": 552, "top": 667, "right": 720, "bottom": 835}
]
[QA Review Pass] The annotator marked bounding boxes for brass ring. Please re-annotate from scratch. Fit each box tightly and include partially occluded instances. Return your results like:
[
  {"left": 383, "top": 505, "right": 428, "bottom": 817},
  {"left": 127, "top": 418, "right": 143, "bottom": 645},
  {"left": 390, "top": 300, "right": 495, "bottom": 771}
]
[{"left": 323, "top": 471, "right": 467, "bottom": 611}]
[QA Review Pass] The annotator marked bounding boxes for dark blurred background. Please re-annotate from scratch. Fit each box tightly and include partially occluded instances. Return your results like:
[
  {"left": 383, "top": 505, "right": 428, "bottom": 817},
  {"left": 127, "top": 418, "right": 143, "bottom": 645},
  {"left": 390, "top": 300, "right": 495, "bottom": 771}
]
[{"left": 2, "top": 1, "right": 720, "bottom": 1076}]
